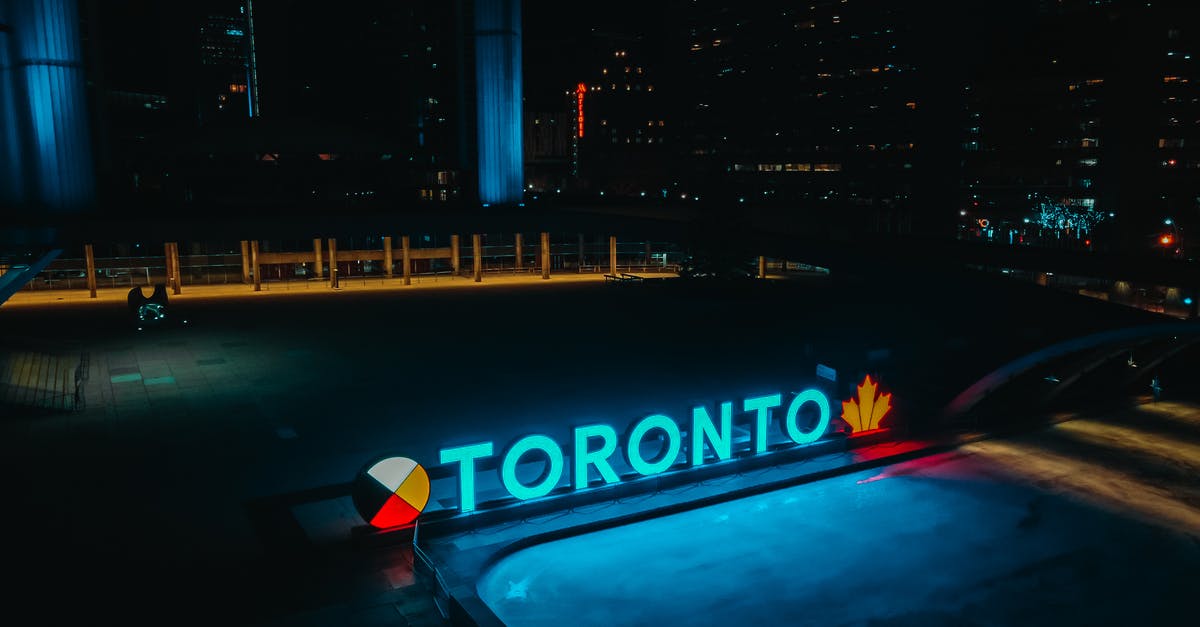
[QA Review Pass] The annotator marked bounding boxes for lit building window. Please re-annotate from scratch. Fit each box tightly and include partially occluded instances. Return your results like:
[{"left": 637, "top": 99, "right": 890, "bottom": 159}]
[
  {"left": 1159, "top": 138, "right": 1185, "bottom": 148},
  {"left": 1081, "top": 138, "right": 1100, "bottom": 148}
]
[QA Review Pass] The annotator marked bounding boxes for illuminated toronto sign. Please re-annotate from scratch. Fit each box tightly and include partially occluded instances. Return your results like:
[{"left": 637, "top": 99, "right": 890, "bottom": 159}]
[{"left": 353, "top": 377, "right": 892, "bottom": 528}]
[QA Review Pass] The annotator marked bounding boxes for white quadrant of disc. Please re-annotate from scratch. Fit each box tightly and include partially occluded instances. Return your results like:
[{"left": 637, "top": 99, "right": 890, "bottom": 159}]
[{"left": 367, "top": 457, "right": 418, "bottom": 493}]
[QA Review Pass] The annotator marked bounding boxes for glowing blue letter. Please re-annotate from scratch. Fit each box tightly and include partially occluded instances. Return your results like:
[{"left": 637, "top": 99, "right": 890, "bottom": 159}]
[
  {"left": 743, "top": 394, "right": 782, "bottom": 453},
  {"left": 574, "top": 424, "right": 620, "bottom": 489},
  {"left": 501, "top": 435, "right": 564, "bottom": 500},
  {"left": 439, "top": 441, "right": 494, "bottom": 513},
  {"left": 784, "top": 389, "right": 831, "bottom": 445},
  {"left": 691, "top": 402, "right": 733, "bottom": 465},
  {"left": 626, "top": 414, "right": 682, "bottom": 476}
]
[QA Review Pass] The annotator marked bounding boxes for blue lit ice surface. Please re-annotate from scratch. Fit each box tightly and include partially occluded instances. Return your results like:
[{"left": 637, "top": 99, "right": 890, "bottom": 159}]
[{"left": 477, "top": 453, "right": 1200, "bottom": 626}]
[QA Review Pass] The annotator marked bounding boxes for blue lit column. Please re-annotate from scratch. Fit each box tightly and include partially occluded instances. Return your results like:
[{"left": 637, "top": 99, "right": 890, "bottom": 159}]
[
  {"left": 0, "top": 14, "right": 26, "bottom": 203},
  {"left": 0, "top": 0, "right": 94, "bottom": 213},
  {"left": 474, "top": 0, "right": 523, "bottom": 206}
]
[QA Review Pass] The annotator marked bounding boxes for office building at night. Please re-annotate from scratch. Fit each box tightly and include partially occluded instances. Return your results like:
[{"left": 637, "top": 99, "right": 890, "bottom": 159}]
[
  {"left": 196, "top": 1, "right": 259, "bottom": 123},
  {"left": 958, "top": 0, "right": 1200, "bottom": 257},
  {"left": 572, "top": 34, "right": 673, "bottom": 197},
  {"left": 671, "top": 0, "right": 955, "bottom": 235}
]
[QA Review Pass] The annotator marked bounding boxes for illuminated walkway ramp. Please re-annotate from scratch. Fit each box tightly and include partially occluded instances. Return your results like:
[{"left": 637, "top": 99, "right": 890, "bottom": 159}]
[{"left": 474, "top": 424, "right": 1200, "bottom": 627}]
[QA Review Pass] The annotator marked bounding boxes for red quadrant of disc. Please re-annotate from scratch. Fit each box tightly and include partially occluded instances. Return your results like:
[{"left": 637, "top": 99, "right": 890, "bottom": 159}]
[{"left": 370, "top": 494, "right": 421, "bottom": 529}]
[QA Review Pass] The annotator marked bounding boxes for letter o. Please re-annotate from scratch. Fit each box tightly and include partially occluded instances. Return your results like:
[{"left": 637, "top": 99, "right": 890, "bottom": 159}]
[
  {"left": 626, "top": 414, "right": 682, "bottom": 476},
  {"left": 785, "top": 389, "right": 830, "bottom": 445},
  {"left": 501, "top": 435, "right": 564, "bottom": 500}
]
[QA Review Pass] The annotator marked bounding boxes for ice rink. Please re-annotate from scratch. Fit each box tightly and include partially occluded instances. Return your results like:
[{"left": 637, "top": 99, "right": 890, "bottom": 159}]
[{"left": 480, "top": 442, "right": 1200, "bottom": 626}]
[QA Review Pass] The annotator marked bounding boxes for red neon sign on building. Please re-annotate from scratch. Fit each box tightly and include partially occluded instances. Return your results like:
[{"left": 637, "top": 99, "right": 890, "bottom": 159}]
[{"left": 575, "top": 83, "right": 586, "bottom": 138}]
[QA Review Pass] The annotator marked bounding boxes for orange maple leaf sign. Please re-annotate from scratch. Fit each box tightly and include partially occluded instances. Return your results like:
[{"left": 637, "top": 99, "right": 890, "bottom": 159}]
[{"left": 841, "top": 375, "right": 891, "bottom": 434}]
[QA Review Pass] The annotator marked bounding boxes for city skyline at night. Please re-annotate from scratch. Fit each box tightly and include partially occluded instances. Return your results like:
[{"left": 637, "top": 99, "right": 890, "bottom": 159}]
[{"left": 3, "top": 2, "right": 1200, "bottom": 626}]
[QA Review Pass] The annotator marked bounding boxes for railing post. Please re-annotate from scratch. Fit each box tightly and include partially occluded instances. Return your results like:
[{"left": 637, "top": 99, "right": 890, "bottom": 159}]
[
  {"left": 451, "top": 234, "right": 461, "bottom": 276},
  {"left": 402, "top": 235, "right": 412, "bottom": 286},
  {"left": 609, "top": 236, "right": 617, "bottom": 276},
  {"left": 168, "top": 242, "right": 181, "bottom": 294},
  {"left": 313, "top": 238, "right": 324, "bottom": 278},
  {"left": 542, "top": 232, "right": 551, "bottom": 280},
  {"left": 329, "top": 238, "right": 339, "bottom": 289},
  {"left": 384, "top": 236, "right": 394, "bottom": 279},
  {"left": 84, "top": 244, "right": 97, "bottom": 298},
  {"left": 472, "top": 234, "right": 482, "bottom": 282},
  {"left": 240, "top": 240, "right": 251, "bottom": 283},
  {"left": 251, "top": 240, "right": 261, "bottom": 291}
]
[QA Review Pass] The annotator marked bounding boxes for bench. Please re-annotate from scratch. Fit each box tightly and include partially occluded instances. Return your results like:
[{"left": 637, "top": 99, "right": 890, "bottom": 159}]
[
  {"left": 620, "top": 273, "right": 645, "bottom": 283},
  {"left": 604, "top": 274, "right": 639, "bottom": 284}
]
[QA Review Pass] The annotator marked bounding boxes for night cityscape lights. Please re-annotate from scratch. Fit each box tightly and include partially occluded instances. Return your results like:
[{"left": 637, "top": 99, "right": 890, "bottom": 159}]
[{"left": 4, "top": 1, "right": 1200, "bottom": 625}]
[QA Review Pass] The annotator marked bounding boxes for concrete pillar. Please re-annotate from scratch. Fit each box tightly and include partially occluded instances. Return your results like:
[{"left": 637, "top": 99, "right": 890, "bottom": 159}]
[
  {"left": 1035, "top": 272, "right": 1049, "bottom": 287},
  {"left": 251, "top": 240, "right": 261, "bottom": 292},
  {"left": 168, "top": 242, "right": 181, "bottom": 294},
  {"left": 85, "top": 244, "right": 97, "bottom": 298},
  {"left": 758, "top": 255, "right": 766, "bottom": 279},
  {"left": 473, "top": 234, "right": 482, "bottom": 282},
  {"left": 313, "top": 238, "right": 324, "bottom": 278},
  {"left": 451, "top": 234, "right": 461, "bottom": 276},
  {"left": 240, "top": 240, "right": 251, "bottom": 283},
  {"left": 402, "top": 235, "right": 411, "bottom": 286},
  {"left": 328, "top": 238, "right": 339, "bottom": 289},
  {"left": 609, "top": 236, "right": 618, "bottom": 276},
  {"left": 577, "top": 233, "right": 585, "bottom": 272},
  {"left": 541, "top": 232, "right": 551, "bottom": 280},
  {"left": 163, "top": 243, "right": 172, "bottom": 291},
  {"left": 164, "top": 243, "right": 174, "bottom": 291},
  {"left": 514, "top": 232, "right": 524, "bottom": 270},
  {"left": 384, "top": 236, "right": 394, "bottom": 279}
]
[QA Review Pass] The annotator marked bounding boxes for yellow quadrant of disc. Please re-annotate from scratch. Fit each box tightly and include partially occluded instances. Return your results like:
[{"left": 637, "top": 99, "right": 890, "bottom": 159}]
[{"left": 393, "top": 464, "right": 430, "bottom": 512}]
